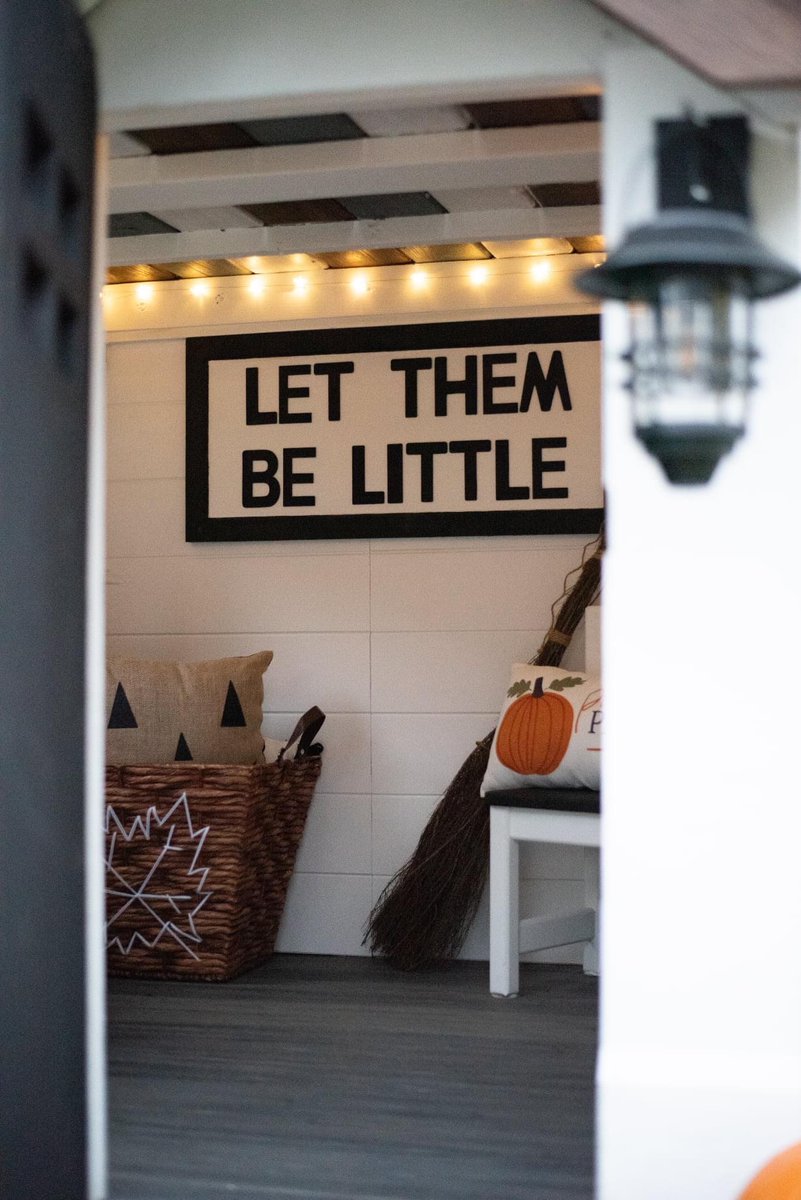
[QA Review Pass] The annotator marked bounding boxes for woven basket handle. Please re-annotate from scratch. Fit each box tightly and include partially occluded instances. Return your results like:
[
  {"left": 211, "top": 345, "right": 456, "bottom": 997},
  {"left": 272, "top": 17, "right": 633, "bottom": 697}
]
[{"left": 278, "top": 706, "right": 325, "bottom": 762}]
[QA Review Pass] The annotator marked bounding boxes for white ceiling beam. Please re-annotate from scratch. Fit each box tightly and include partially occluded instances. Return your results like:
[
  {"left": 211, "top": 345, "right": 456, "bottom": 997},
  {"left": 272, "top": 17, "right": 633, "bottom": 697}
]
[
  {"left": 88, "top": 0, "right": 613, "bottom": 131},
  {"left": 105, "top": 205, "right": 602, "bottom": 266},
  {"left": 108, "top": 124, "right": 599, "bottom": 214}
]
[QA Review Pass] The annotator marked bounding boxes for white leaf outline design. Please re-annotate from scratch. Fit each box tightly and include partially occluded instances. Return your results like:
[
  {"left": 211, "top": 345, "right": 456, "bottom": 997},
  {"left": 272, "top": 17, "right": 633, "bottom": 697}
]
[{"left": 105, "top": 793, "right": 213, "bottom": 961}]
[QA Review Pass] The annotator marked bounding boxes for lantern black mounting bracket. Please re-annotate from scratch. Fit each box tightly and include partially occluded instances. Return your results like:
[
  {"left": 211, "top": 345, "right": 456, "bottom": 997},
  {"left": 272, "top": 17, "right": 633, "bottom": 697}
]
[{"left": 657, "top": 113, "right": 750, "bottom": 217}]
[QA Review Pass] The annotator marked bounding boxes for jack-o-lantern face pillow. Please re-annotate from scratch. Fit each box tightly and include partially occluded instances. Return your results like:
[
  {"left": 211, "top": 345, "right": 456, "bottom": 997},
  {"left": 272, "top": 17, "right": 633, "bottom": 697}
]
[
  {"left": 481, "top": 665, "right": 601, "bottom": 794},
  {"left": 106, "top": 652, "right": 272, "bottom": 765}
]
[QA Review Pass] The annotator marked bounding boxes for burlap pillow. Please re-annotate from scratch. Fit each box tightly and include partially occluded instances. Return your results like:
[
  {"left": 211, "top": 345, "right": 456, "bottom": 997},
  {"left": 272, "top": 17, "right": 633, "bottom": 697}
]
[{"left": 106, "top": 652, "right": 273, "bottom": 764}]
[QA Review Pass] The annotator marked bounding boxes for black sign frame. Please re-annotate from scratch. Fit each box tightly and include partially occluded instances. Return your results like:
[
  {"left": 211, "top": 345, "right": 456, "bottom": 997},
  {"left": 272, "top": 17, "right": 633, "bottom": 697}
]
[{"left": 186, "top": 315, "right": 602, "bottom": 542}]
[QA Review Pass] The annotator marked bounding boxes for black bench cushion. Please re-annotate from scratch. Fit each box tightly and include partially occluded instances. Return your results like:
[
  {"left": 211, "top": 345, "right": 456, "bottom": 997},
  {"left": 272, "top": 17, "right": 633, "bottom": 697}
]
[{"left": 485, "top": 787, "right": 600, "bottom": 814}]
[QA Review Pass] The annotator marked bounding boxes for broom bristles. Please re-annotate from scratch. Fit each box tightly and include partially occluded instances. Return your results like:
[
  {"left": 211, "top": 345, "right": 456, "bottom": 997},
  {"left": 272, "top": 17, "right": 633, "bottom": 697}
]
[
  {"left": 366, "top": 736, "right": 493, "bottom": 970},
  {"left": 363, "top": 527, "right": 603, "bottom": 970}
]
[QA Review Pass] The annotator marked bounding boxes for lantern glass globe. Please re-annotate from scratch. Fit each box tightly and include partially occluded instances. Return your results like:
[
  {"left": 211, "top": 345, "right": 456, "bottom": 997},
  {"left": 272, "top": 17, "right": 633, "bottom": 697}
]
[{"left": 624, "top": 271, "right": 756, "bottom": 483}]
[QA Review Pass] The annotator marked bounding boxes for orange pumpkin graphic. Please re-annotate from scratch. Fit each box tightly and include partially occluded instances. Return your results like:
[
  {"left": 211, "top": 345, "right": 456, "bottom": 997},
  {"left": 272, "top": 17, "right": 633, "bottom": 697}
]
[
  {"left": 738, "top": 1141, "right": 801, "bottom": 1200},
  {"left": 496, "top": 677, "right": 574, "bottom": 775}
]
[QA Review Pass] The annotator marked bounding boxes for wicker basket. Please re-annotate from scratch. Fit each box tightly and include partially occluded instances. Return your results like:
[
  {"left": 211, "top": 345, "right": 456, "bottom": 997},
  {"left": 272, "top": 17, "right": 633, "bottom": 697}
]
[{"left": 104, "top": 708, "right": 324, "bottom": 981}]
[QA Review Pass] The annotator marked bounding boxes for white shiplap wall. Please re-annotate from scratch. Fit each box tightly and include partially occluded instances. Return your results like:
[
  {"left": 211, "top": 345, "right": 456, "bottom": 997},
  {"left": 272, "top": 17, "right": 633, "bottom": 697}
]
[{"left": 105, "top": 259, "right": 600, "bottom": 961}]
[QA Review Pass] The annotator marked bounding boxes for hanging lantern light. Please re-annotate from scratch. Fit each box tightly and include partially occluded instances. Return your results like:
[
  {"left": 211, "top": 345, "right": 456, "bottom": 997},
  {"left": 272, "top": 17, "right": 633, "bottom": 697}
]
[{"left": 576, "top": 114, "right": 801, "bottom": 484}]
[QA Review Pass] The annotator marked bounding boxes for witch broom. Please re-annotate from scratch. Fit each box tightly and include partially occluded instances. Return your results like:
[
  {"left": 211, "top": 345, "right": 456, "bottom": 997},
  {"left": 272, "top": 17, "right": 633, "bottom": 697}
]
[{"left": 364, "top": 529, "right": 603, "bottom": 970}]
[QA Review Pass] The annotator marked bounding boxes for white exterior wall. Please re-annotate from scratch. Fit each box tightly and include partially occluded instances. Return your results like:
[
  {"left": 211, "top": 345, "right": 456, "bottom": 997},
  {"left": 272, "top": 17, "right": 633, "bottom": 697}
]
[
  {"left": 105, "top": 258, "right": 599, "bottom": 963},
  {"left": 598, "top": 43, "right": 801, "bottom": 1200}
]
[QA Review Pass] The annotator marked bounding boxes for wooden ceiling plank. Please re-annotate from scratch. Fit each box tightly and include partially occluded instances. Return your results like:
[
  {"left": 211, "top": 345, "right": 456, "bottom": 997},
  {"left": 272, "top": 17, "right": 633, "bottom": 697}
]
[
  {"left": 403, "top": 243, "right": 491, "bottom": 262},
  {"left": 108, "top": 211, "right": 178, "bottom": 237},
  {"left": 105, "top": 263, "right": 179, "bottom": 283},
  {"left": 105, "top": 204, "right": 603, "bottom": 266},
  {"left": 339, "top": 192, "right": 447, "bottom": 219},
  {"left": 129, "top": 123, "right": 258, "bottom": 154},
  {"left": 466, "top": 95, "right": 600, "bottom": 126},
  {"left": 482, "top": 237, "right": 574, "bottom": 258},
  {"left": 569, "top": 234, "right": 606, "bottom": 253},
  {"left": 159, "top": 258, "right": 253, "bottom": 278},
  {"left": 239, "top": 113, "right": 366, "bottom": 146},
  {"left": 241, "top": 199, "right": 355, "bottom": 225},
  {"left": 528, "top": 180, "right": 601, "bottom": 207},
  {"left": 313, "top": 248, "right": 413, "bottom": 268},
  {"left": 107, "top": 124, "right": 600, "bottom": 213},
  {"left": 227, "top": 254, "right": 327, "bottom": 273},
  {"left": 588, "top": 0, "right": 801, "bottom": 87}
]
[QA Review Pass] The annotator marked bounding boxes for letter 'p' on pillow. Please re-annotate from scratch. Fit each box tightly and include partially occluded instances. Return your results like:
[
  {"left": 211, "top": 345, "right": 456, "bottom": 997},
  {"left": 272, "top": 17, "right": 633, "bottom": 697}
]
[
  {"left": 481, "top": 664, "right": 601, "bottom": 794},
  {"left": 106, "top": 652, "right": 273, "bottom": 765}
]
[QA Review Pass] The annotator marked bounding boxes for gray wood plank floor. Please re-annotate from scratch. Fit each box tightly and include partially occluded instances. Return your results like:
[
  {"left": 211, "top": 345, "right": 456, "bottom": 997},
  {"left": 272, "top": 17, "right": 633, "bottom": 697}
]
[{"left": 109, "top": 954, "right": 597, "bottom": 1200}]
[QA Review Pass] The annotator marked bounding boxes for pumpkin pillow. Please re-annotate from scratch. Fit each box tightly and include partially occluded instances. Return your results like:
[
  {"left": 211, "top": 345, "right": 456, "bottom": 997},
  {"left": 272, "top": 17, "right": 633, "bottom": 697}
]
[
  {"left": 481, "top": 664, "right": 601, "bottom": 794},
  {"left": 106, "top": 651, "right": 272, "bottom": 765}
]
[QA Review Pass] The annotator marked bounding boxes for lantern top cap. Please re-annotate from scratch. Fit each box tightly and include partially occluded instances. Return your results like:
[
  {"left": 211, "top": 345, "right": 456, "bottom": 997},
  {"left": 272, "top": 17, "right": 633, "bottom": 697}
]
[{"left": 576, "top": 208, "right": 801, "bottom": 302}]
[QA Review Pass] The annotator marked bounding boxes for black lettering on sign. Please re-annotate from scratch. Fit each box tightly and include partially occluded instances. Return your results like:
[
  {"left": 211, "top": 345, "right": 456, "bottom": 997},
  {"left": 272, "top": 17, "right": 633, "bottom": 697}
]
[
  {"left": 313, "top": 360, "right": 354, "bottom": 421},
  {"left": 482, "top": 353, "right": 517, "bottom": 415},
  {"left": 390, "top": 357, "right": 432, "bottom": 418},
  {"left": 434, "top": 355, "right": 478, "bottom": 417},
  {"left": 283, "top": 447, "right": 316, "bottom": 507},
  {"left": 406, "top": 442, "right": 448, "bottom": 502},
  {"left": 245, "top": 366, "right": 277, "bottom": 425},
  {"left": 520, "top": 350, "right": 572, "bottom": 412},
  {"left": 278, "top": 364, "right": 313, "bottom": 423},
  {"left": 448, "top": 439, "right": 491, "bottom": 501},
  {"left": 242, "top": 449, "right": 280, "bottom": 507},
  {"left": 533, "top": 437, "right": 568, "bottom": 499},
  {"left": 352, "top": 445, "right": 384, "bottom": 505},
  {"left": 495, "top": 439, "right": 529, "bottom": 501},
  {"left": 242, "top": 448, "right": 317, "bottom": 507},
  {"left": 386, "top": 443, "right": 404, "bottom": 505},
  {"left": 589, "top": 710, "right": 601, "bottom": 735}
]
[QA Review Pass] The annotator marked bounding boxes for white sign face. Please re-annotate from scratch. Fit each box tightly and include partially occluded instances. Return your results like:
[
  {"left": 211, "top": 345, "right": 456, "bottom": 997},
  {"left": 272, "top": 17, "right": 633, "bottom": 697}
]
[{"left": 186, "top": 317, "right": 602, "bottom": 541}]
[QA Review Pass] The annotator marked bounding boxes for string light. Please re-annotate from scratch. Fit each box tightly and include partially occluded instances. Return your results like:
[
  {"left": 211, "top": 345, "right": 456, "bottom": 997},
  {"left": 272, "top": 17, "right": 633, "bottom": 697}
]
[
  {"left": 248, "top": 276, "right": 267, "bottom": 297},
  {"left": 530, "top": 260, "right": 552, "bottom": 283},
  {"left": 351, "top": 274, "right": 369, "bottom": 296},
  {"left": 190, "top": 280, "right": 211, "bottom": 298},
  {"left": 134, "top": 282, "right": 154, "bottom": 303},
  {"left": 469, "top": 264, "right": 489, "bottom": 286},
  {"left": 292, "top": 275, "right": 309, "bottom": 296},
  {"left": 410, "top": 268, "right": 429, "bottom": 291}
]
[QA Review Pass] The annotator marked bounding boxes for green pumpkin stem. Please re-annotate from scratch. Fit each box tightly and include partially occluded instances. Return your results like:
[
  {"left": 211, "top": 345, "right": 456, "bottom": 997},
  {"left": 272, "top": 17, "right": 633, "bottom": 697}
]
[{"left": 532, "top": 677, "right": 545, "bottom": 698}]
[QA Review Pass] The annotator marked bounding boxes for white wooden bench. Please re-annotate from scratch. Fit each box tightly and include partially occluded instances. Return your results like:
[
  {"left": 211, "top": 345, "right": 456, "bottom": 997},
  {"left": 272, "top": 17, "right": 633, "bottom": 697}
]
[{"left": 487, "top": 786, "right": 601, "bottom": 997}]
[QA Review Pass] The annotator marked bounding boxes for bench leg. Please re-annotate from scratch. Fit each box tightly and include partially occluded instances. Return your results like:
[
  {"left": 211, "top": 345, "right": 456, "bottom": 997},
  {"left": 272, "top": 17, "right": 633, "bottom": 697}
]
[
  {"left": 582, "top": 845, "right": 600, "bottom": 976},
  {"left": 489, "top": 807, "right": 519, "bottom": 997}
]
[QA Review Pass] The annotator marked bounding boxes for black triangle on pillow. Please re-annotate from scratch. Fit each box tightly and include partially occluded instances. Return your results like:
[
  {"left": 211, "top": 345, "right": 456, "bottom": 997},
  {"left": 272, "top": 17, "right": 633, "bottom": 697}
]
[
  {"left": 220, "top": 681, "right": 247, "bottom": 728},
  {"left": 175, "top": 733, "right": 193, "bottom": 761},
  {"left": 108, "top": 683, "right": 137, "bottom": 729}
]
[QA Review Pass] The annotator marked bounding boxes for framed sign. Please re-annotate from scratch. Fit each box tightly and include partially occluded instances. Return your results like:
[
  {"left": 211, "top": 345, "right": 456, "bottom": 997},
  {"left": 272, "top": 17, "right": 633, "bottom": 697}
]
[{"left": 185, "top": 315, "right": 602, "bottom": 541}]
